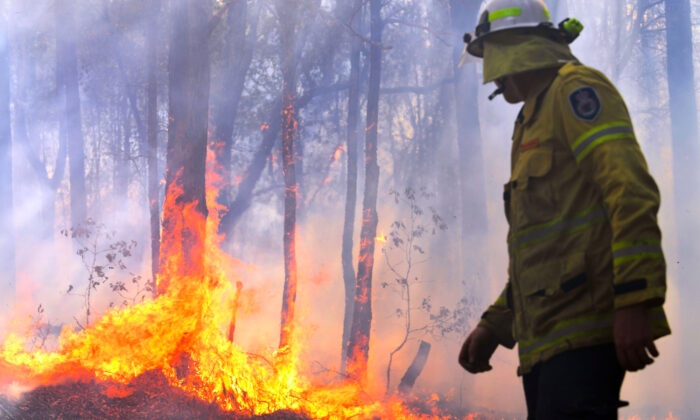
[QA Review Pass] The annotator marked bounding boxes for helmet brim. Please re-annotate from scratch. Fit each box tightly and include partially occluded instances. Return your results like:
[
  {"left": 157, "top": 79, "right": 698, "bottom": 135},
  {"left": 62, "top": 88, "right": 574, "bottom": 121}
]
[{"left": 466, "top": 26, "right": 568, "bottom": 59}]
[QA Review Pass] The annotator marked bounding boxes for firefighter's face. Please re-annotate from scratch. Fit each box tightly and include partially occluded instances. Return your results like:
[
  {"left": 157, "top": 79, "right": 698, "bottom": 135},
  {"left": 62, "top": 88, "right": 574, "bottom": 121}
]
[
  {"left": 499, "top": 69, "right": 558, "bottom": 104},
  {"left": 498, "top": 76, "right": 526, "bottom": 104}
]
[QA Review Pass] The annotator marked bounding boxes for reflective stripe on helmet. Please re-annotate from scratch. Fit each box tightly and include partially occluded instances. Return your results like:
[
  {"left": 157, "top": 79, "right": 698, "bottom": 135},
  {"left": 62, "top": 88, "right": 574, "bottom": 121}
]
[
  {"left": 612, "top": 240, "right": 663, "bottom": 267},
  {"left": 508, "top": 205, "right": 607, "bottom": 251},
  {"left": 571, "top": 122, "right": 635, "bottom": 163},
  {"left": 465, "top": 0, "right": 570, "bottom": 58},
  {"left": 489, "top": 7, "right": 523, "bottom": 22}
]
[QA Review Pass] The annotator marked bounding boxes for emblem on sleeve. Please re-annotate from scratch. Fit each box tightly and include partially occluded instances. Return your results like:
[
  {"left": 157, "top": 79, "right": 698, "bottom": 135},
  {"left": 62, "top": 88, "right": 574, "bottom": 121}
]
[{"left": 568, "top": 86, "right": 601, "bottom": 121}]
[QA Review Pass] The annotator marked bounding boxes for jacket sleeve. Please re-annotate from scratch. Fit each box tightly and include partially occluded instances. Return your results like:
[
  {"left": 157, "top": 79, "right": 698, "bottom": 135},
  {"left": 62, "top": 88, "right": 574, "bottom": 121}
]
[
  {"left": 555, "top": 69, "right": 666, "bottom": 309},
  {"left": 478, "top": 283, "right": 516, "bottom": 348}
]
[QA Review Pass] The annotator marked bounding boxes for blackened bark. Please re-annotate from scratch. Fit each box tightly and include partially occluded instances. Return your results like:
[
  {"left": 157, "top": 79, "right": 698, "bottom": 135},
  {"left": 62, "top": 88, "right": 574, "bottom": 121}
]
[
  {"left": 347, "top": 0, "right": 382, "bottom": 384},
  {"left": 212, "top": 0, "right": 256, "bottom": 230},
  {"left": 340, "top": 1, "right": 362, "bottom": 376},
  {"left": 397, "top": 340, "right": 431, "bottom": 395},
  {"left": 147, "top": 0, "right": 161, "bottom": 289},
  {"left": 228, "top": 281, "right": 243, "bottom": 342},
  {"left": 0, "top": 15, "right": 15, "bottom": 305},
  {"left": 159, "top": 0, "right": 211, "bottom": 292},
  {"left": 664, "top": 0, "right": 700, "bottom": 406},
  {"left": 277, "top": 0, "right": 299, "bottom": 351},
  {"left": 56, "top": 0, "right": 87, "bottom": 227}
]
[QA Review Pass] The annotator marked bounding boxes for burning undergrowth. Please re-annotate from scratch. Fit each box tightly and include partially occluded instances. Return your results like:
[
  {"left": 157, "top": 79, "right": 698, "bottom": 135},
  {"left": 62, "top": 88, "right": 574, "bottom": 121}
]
[
  {"left": 0, "top": 150, "right": 465, "bottom": 419},
  {"left": 0, "top": 370, "right": 310, "bottom": 419}
]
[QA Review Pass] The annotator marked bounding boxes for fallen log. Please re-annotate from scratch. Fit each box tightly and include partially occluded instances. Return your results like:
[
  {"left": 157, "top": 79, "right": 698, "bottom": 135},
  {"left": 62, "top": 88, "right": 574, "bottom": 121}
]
[{"left": 398, "top": 340, "right": 431, "bottom": 395}]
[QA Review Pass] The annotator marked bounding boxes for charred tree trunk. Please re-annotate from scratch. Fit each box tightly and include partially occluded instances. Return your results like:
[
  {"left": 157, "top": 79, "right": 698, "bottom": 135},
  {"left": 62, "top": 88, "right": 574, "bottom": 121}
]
[
  {"left": 347, "top": 0, "right": 383, "bottom": 384},
  {"left": 340, "top": 5, "right": 362, "bottom": 375},
  {"left": 158, "top": 0, "right": 211, "bottom": 291},
  {"left": 449, "top": 0, "right": 488, "bottom": 296},
  {"left": 276, "top": 0, "right": 299, "bottom": 351},
  {"left": 218, "top": 86, "right": 346, "bottom": 239},
  {"left": 397, "top": 340, "right": 431, "bottom": 395},
  {"left": 212, "top": 0, "right": 256, "bottom": 234},
  {"left": 227, "top": 281, "right": 243, "bottom": 342},
  {"left": 0, "top": 15, "right": 15, "bottom": 308},
  {"left": 56, "top": 0, "right": 87, "bottom": 227},
  {"left": 147, "top": 0, "right": 161, "bottom": 289},
  {"left": 664, "top": 0, "right": 700, "bottom": 408}
]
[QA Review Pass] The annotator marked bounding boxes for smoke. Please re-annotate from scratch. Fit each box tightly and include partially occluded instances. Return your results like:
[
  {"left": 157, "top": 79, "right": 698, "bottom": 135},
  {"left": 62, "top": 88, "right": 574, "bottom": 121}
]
[{"left": 0, "top": 0, "right": 697, "bottom": 418}]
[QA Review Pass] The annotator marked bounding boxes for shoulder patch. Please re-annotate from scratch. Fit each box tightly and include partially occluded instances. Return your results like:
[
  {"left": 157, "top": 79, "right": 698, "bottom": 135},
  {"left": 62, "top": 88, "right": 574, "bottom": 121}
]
[{"left": 568, "top": 86, "right": 601, "bottom": 121}]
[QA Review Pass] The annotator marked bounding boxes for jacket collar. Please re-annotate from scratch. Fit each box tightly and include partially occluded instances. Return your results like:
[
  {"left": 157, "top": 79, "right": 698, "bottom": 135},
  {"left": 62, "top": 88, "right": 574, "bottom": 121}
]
[{"left": 517, "top": 69, "right": 560, "bottom": 127}]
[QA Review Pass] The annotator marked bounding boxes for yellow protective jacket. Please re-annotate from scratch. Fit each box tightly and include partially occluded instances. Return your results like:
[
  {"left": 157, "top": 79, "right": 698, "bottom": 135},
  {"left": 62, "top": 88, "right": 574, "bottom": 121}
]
[{"left": 479, "top": 62, "right": 671, "bottom": 375}]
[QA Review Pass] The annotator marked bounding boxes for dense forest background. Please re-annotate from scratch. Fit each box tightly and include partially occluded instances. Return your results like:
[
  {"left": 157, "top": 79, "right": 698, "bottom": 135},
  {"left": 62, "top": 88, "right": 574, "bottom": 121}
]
[{"left": 0, "top": 0, "right": 698, "bottom": 417}]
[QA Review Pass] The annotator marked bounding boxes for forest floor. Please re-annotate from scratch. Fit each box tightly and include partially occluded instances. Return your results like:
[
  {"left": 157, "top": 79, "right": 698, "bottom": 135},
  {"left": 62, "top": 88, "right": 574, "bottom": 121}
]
[{"left": 0, "top": 370, "right": 310, "bottom": 420}]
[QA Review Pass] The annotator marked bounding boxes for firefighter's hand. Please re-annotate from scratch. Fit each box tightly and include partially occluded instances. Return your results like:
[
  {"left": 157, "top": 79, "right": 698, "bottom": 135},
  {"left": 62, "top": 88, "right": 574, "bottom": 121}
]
[
  {"left": 614, "top": 304, "right": 659, "bottom": 372},
  {"left": 458, "top": 326, "right": 499, "bottom": 374}
]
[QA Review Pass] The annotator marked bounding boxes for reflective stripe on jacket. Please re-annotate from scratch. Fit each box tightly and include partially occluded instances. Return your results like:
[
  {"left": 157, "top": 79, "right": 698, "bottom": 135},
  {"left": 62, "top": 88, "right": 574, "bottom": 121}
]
[{"left": 478, "top": 62, "right": 671, "bottom": 375}]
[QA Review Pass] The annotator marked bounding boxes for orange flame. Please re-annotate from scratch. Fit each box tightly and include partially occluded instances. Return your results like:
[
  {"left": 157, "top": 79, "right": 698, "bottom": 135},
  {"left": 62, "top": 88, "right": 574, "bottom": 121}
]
[
  {"left": 329, "top": 145, "right": 345, "bottom": 165},
  {"left": 0, "top": 146, "right": 457, "bottom": 419}
]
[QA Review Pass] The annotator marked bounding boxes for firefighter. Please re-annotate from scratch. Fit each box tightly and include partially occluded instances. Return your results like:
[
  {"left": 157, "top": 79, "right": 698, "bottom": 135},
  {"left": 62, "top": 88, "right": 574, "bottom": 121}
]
[{"left": 456, "top": 0, "right": 671, "bottom": 418}]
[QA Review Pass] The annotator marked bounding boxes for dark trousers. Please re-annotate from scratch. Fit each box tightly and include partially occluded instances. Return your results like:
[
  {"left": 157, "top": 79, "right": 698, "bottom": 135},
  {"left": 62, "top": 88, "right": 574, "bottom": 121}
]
[{"left": 522, "top": 343, "right": 626, "bottom": 420}]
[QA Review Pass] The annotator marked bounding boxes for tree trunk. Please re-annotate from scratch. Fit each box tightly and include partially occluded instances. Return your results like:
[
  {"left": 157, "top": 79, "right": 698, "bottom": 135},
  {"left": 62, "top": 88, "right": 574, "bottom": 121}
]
[
  {"left": 13, "top": 25, "right": 65, "bottom": 291},
  {"left": 113, "top": 97, "right": 130, "bottom": 200},
  {"left": 219, "top": 98, "right": 282, "bottom": 237},
  {"left": 0, "top": 13, "right": 15, "bottom": 308},
  {"left": 449, "top": 0, "right": 488, "bottom": 297},
  {"left": 346, "top": 0, "right": 383, "bottom": 384},
  {"left": 638, "top": 0, "right": 664, "bottom": 174},
  {"left": 276, "top": 0, "right": 299, "bottom": 351},
  {"left": 147, "top": 0, "right": 161, "bottom": 290},
  {"left": 14, "top": 93, "right": 67, "bottom": 240},
  {"left": 218, "top": 5, "right": 357, "bottom": 240},
  {"left": 340, "top": 1, "right": 362, "bottom": 375},
  {"left": 397, "top": 340, "right": 431, "bottom": 395},
  {"left": 228, "top": 281, "right": 243, "bottom": 342},
  {"left": 158, "top": 0, "right": 211, "bottom": 291},
  {"left": 212, "top": 0, "right": 256, "bottom": 232},
  {"left": 56, "top": 0, "right": 87, "bottom": 227},
  {"left": 218, "top": 85, "right": 333, "bottom": 239},
  {"left": 664, "top": 0, "right": 700, "bottom": 408}
]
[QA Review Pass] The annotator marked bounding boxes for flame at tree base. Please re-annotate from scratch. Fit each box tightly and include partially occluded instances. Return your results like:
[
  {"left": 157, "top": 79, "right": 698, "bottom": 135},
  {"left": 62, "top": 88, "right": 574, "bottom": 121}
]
[
  {"left": 0, "top": 150, "right": 682, "bottom": 420},
  {"left": 0, "top": 155, "right": 452, "bottom": 419}
]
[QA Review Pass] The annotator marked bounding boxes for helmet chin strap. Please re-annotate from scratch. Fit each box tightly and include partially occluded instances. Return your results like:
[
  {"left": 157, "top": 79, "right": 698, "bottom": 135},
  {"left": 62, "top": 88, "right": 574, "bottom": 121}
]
[{"left": 489, "top": 78, "right": 507, "bottom": 100}]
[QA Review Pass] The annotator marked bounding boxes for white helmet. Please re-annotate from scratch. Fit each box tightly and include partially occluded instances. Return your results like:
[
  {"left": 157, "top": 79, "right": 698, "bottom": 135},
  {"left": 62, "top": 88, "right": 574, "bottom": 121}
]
[{"left": 462, "top": 0, "right": 582, "bottom": 59}]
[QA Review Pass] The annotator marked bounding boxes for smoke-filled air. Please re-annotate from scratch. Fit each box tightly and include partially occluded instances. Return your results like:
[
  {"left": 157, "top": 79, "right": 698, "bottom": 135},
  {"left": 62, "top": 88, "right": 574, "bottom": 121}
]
[{"left": 0, "top": 0, "right": 696, "bottom": 418}]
